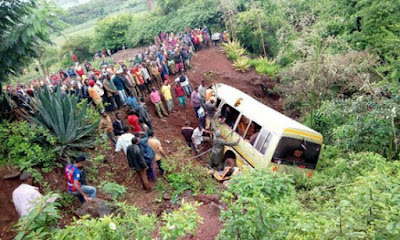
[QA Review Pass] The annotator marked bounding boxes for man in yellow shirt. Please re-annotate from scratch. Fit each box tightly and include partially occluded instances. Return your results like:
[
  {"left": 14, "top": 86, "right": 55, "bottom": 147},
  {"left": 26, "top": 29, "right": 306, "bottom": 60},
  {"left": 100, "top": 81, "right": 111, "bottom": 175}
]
[
  {"left": 161, "top": 81, "right": 174, "bottom": 113},
  {"left": 147, "top": 132, "right": 165, "bottom": 176}
]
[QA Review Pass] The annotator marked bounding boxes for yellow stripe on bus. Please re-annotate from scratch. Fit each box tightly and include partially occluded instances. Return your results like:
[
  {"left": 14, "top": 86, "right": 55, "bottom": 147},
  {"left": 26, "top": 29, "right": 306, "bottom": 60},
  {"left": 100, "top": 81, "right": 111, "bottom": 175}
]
[{"left": 283, "top": 129, "right": 323, "bottom": 143}]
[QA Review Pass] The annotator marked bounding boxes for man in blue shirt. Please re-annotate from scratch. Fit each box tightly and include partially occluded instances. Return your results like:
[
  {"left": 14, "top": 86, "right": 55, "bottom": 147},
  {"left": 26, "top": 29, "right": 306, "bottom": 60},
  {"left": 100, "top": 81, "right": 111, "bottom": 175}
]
[
  {"left": 127, "top": 92, "right": 139, "bottom": 111},
  {"left": 64, "top": 156, "right": 96, "bottom": 203},
  {"left": 135, "top": 132, "right": 157, "bottom": 181}
]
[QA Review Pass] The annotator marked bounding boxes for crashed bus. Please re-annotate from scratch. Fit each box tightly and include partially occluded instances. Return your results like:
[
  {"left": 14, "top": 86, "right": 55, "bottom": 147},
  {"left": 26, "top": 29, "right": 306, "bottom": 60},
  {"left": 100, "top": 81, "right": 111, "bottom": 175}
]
[{"left": 210, "top": 83, "right": 323, "bottom": 176}]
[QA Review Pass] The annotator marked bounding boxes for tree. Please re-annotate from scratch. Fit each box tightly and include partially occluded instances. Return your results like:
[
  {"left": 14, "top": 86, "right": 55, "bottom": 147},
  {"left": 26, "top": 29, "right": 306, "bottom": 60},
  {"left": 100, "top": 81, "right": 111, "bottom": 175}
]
[
  {"left": 0, "top": 0, "right": 65, "bottom": 84},
  {"left": 60, "top": 35, "right": 94, "bottom": 67},
  {"left": 94, "top": 14, "right": 132, "bottom": 51}
]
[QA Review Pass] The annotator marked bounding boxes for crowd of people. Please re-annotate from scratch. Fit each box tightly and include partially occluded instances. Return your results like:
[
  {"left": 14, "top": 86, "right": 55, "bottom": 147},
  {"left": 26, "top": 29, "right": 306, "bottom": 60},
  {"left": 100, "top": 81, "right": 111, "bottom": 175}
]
[{"left": 11, "top": 27, "right": 237, "bottom": 216}]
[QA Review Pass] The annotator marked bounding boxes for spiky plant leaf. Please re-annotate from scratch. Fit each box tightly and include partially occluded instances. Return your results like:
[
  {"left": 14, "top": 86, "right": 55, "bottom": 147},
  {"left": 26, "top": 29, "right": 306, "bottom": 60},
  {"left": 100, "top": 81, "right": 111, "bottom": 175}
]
[{"left": 25, "top": 85, "right": 99, "bottom": 162}]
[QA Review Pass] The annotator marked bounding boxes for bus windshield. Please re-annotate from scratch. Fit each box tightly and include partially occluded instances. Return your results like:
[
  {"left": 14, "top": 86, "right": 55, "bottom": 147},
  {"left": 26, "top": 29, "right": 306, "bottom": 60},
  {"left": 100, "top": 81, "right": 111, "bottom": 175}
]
[{"left": 272, "top": 137, "right": 321, "bottom": 170}]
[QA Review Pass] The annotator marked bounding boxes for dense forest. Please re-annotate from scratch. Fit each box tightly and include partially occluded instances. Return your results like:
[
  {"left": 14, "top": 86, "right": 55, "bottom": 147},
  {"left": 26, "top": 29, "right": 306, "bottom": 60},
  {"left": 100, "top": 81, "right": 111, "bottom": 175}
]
[{"left": 1, "top": 0, "right": 400, "bottom": 239}]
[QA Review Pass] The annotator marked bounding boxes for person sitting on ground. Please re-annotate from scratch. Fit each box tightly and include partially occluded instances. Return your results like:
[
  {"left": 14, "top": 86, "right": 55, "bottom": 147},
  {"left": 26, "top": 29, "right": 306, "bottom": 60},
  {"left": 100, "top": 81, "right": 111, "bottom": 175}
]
[
  {"left": 65, "top": 156, "right": 96, "bottom": 203},
  {"left": 210, "top": 130, "right": 240, "bottom": 170},
  {"left": 127, "top": 110, "right": 141, "bottom": 133},
  {"left": 12, "top": 172, "right": 57, "bottom": 217},
  {"left": 115, "top": 132, "right": 135, "bottom": 155},
  {"left": 147, "top": 132, "right": 166, "bottom": 177},
  {"left": 99, "top": 109, "right": 116, "bottom": 144},
  {"left": 150, "top": 87, "right": 169, "bottom": 118},
  {"left": 209, "top": 158, "right": 240, "bottom": 182},
  {"left": 113, "top": 112, "right": 129, "bottom": 136},
  {"left": 191, "top": 123, "right": 212, "bottom": 153},
  {"left": 126, "top": 137, "right": 152, "bottom": 192}
]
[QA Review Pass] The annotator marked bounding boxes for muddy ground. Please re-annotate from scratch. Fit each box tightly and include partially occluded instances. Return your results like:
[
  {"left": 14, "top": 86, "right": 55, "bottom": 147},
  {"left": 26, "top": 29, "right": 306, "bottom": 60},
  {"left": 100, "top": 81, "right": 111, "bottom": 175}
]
[{"left": 0, "top": 46, "right": 281, "bottom": 239}]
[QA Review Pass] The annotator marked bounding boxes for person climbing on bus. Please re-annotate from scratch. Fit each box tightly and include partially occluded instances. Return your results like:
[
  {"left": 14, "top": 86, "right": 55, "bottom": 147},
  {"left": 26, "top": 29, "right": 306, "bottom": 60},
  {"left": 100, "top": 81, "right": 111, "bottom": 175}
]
[{"left": 210, "top": 130, "right": 240, "bottom": 171}]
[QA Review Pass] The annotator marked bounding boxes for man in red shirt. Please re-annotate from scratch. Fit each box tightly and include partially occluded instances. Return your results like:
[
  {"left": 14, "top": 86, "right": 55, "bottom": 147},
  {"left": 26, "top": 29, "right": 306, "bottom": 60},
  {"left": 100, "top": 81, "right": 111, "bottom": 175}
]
[{"left": 127, "top": 110, "right": 141, "bottom": 133}]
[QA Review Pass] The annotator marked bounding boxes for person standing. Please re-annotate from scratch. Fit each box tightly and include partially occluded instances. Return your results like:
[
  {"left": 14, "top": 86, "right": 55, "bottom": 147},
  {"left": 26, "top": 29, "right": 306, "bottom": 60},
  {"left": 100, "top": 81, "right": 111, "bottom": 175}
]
[
  {"left": 88, "top": 80, "right": 103, "bottom": 108},
  {"left": 127, "top": 92, "right": 140, "bottom": 111},
  {"left": 127, "top": 110, "right": 141, "bottom": 133},
  {"left": 175, "top": 83, "right": 186, "bottom": 106},
  {"left": 65, "top": 156, "right": 96, "bottom": 203},
  {"left": 197, "top": 106, "right": 206, "bottom": 128},
  {"left": 198, "top": 80, "right": 207, "bottom": 108},
  {"left": 99, "top": 110, "right": 116, "bottom": 144},
  {"left": 113, "top": 70, "right": 128, "bottom": 105},
  {"left": 210, "top": 130, "right": 240, "bottom": 170},
  {"left": 191, "top": 87, "right": 201, "bottom": 117},
  {"left": 115, "top": 132, "right": 135, "bottom": 155},
  {"left": 103, "top": 73, "right": 118, "bottom": 111},
  {"left": 191, "top": 124, "right": 212, "bottom": 153},
  {"left": 147, "top": 132, "right": 166, "bottom": 177},
  {"left": 138, "top": 97, "right": 153, "bottom": 131},
  {"left": 136, "top": 132, "right": 157, "bottom": 181},
  {"left": 126, "top": 137, "right": 152, "bottom": 191},
  {"left": 181, "top": 121, "right": 195, "bottom": 150},
  {"left": 161, "top": 81, "right": 174, "bottom": 113},
  {"left": 204, "top": 97, "right": 217, "bottom": 130},
  {"left": 150, "top": 87, "right": 169, "bottom": 118},
  {"left": 113, "top": 112, "right": 129, "bottom": 136},
  {"left": 175, "top": 73, "right": 192, "bottom": 97}
]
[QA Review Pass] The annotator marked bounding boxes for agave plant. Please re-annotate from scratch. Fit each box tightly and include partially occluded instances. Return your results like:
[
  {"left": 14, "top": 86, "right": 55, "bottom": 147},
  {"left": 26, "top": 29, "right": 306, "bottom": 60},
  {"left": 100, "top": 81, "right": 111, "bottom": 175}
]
[
  {"left": 26, "top": 86, "right": 100, "bottom": 162},
  {"left": 254, "top": 56, "right": 281, "bottom": 78},
  {"left": 233, "top": 57, "right": 252, "bottom": 72},
  {"left": 221, "top": 40, "right": 243, "bottom": 53}
]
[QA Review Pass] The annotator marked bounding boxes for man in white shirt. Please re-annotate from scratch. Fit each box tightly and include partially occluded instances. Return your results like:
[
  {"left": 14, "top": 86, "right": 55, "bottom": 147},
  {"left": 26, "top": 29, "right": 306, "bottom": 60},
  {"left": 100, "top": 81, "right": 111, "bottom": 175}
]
[
  {"left": 115, "top": 133, "right": 135, "bottom": 155},
  {"left": 191, "top": 124, "right": 212, "bottom": 153},
  {"left": 12, "top": 172, "right": 56, "bottom": 217}
]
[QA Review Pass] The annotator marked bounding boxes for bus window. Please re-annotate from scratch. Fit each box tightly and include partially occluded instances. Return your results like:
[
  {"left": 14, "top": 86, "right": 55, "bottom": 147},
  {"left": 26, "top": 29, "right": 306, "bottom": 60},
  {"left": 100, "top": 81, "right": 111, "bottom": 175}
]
[
  {"left": 254, "top": 128, "right": 272, "bottom": 154},
  {"left": 272, "top": 137, "right": 321, "bottom": 170},
  {"left": 237, "top": 115, "right": 253, "bottom": 138},
  {"left": 219, "top": 104, "right": 239, "bottom": 129}
]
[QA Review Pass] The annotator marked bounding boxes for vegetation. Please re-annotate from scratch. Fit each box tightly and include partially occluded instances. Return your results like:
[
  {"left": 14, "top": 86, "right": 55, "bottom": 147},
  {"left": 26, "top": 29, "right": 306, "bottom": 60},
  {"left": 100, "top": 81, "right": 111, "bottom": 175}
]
[
  {"left": 14, "top": 193, "right": 61, "bottom": 240},
  {"left": 99, "top": 181, "right": 127, "bottom": 200},
  {"left": 232, "top": 57, "right": 252, "bottom": 72},
  {"left": 0, "top": 0, "right": 65, "bottom": 84},
  {"left": 159, "top": 146, "right": 216, "bottom": 200},
  {"left": 27, "top": 86, "right": 100, "bottom": 162},
  {"left": 161, "top": 200, "right": 203, "bottom": 240},
  {"left": 0, "top": 121, "right": 56, "bottom": 180}
]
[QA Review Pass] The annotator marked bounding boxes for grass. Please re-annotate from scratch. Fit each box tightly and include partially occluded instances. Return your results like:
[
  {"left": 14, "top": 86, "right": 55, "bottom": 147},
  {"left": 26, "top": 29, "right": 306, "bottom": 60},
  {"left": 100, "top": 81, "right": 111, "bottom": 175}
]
[{"left": 51, "top": 2, "right": 147, "bottom": 46}]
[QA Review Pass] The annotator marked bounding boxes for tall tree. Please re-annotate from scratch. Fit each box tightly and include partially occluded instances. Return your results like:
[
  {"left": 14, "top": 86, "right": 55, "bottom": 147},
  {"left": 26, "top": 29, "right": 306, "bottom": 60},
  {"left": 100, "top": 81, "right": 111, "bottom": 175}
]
[{"left": 0, "top": 0, "right": 65, "bottom": 85}]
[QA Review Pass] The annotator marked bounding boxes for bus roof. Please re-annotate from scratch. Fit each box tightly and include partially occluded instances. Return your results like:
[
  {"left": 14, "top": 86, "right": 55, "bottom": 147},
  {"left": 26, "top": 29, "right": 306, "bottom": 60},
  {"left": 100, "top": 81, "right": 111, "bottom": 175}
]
[{"left": 214, "top": 83, "right": 322, "bottom": 140}]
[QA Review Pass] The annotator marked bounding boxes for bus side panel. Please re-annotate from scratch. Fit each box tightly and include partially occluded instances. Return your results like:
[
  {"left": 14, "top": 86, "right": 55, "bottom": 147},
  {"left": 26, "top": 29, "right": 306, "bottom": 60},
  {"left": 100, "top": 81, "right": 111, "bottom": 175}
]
[{"left": 218, "top": 123, "right": 265, "bottom": 168}]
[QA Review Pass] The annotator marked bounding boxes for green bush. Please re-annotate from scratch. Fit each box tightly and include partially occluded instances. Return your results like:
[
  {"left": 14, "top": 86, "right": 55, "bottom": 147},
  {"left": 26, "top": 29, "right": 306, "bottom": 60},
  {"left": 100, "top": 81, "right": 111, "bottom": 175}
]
[
  {"left": 161, "top": 200, "right": 203, "bottom": 240},
  {"left": 27, "top": 86, "right": 100, "bottom": 162},
  {"left": 253, "top": 56, "right": 281, "bottom": 78},
  {"left": 0, "top": 121, "right": 56, "bottom": 171},
  {"left": 219, "top": 169, "right": 297, "bottom": 239},
  {"left": 60, "top": 35, "right": 94, "bottom": 67},
  {"left": 99, "top": 181, "right": 127, "bottom": 200},
  {"left": 53, "top": 202, "right": 156, "bottom": 240},
  {"left": 94, "top": 14, "right": 133, "bottom": 50},
  {"left": 160, "top": 146, "right": 216, "bottom": 200},
  {"left": 14, "top": 193, "right": 61, "bottom": 240}
]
